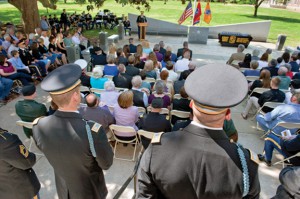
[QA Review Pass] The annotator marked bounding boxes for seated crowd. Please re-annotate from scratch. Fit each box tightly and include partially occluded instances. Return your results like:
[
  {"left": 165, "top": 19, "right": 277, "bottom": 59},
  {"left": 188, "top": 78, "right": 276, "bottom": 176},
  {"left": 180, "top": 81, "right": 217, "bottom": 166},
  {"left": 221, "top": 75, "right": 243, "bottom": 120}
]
[{"left": 2, "top": 16, "right": 300, "bottom": 198}]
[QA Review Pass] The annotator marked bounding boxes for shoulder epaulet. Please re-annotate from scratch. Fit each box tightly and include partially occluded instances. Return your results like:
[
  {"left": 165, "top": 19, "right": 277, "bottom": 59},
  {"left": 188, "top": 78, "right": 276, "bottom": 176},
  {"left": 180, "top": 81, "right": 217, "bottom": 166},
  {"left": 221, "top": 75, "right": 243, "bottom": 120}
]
[
  {"left": 32, "top": 116, "right": 44, "bottom": 126},
  {"left": 247, "top": 149, "right": 260, "bottom": 165},
  {"left": 151, "top": 132, "right": 165, "bottom": 144}
]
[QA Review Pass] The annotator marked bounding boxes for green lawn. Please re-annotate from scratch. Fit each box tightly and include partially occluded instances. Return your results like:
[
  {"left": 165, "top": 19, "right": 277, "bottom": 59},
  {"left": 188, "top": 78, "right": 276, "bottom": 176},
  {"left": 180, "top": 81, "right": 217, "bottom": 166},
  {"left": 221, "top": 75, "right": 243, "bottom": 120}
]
[{"left": 0, "top": 0, "right": 299, "bottom": 46}]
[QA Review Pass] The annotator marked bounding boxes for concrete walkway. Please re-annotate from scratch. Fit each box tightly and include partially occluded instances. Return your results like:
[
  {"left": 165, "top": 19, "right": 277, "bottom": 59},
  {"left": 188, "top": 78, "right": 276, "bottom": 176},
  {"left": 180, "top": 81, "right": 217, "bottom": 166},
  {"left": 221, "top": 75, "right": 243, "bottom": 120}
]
[{"left": 1, "top": 34, "right": 287, "bottom": 199}]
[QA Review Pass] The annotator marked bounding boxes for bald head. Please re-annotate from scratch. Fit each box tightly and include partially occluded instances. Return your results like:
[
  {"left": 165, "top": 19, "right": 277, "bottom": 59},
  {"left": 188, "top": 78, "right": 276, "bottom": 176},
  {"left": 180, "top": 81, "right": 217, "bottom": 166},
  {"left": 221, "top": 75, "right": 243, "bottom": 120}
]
[{"left": 85, "top": 94, "right": 98, "bottom": 107}]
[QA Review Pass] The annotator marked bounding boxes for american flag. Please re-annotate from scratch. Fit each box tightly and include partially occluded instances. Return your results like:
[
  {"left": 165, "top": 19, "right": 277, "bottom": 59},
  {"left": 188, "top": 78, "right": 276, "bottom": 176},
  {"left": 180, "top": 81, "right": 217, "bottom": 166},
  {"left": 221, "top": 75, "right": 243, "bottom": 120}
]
[{"left": 178, "top": 1, "right": 193, "bottom": 25}]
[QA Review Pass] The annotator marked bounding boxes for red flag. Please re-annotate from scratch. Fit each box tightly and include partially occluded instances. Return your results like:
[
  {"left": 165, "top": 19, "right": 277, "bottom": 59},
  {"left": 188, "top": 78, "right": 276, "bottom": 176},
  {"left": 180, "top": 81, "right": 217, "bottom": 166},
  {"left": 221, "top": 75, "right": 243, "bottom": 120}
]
[
  {"left": 193, "top": 0, "right": 202, "bottom": 25},
  {"left": 178, "top": 2, "right": 193, "bottom": 25}
]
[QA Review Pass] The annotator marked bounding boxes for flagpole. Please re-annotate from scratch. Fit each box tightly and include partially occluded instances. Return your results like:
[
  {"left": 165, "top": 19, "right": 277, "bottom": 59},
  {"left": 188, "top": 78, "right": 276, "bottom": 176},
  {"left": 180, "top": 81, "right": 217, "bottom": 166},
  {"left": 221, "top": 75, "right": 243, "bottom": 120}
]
[{"left": 193, "top": 0, "right": 197, "bottom": 26}]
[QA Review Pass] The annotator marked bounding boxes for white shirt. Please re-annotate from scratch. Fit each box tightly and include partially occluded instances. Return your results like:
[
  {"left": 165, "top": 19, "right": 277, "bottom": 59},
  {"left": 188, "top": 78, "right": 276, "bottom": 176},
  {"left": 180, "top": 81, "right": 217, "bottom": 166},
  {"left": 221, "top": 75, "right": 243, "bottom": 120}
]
[
  {"left": 162, "top": 68, "right": 178, "bottom": 82},
  {"left": 72, "top": 35, "right": 81, "bottom": 45},
  {"left": 40, "top": 36, "right": 50, "bottom": 48},
  {"left": 257, "top": 60, "right": 268, "bottom": 70},
  {"left": 191, "top": 121, "right": 223, "bottom": 130},
  {"left": 174, "top": 58, "right": 190, "bottom": 72}
]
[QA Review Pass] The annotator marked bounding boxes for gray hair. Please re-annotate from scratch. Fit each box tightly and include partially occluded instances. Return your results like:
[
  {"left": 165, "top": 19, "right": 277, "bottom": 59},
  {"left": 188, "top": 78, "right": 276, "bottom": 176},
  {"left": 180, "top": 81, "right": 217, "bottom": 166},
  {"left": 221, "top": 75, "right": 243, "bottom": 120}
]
[
  {"left": 153, "top": 44, "right": 160, "bottom": 51},
  {"left": 92, "top": 66, "right": 103, "bottom": 78},
  {"left": 155, "top": 80, "right": 165, "bottom": 94},
  {"left": 278, "top": 66, "right": 288, "bottom": 75},
  {"left": 282, "top": 63, "right": 291, "bottom": 71},
  {"left": 237, "top": 44, "right": 245, "bottom": 52},
  {"left": 252, "top": 49, "right": 260, "bottom": 57},
  {"left": 188, "top": 61, "right": 197, "bottom": 69},
  {"left": 266, "top": 48, "right": 272, "bottom": 54},
  {"left": 159, "top": 41, "right": 164, "bottom": 48},
  {"left": 104, "top": 80, "right": 115, "bottom": 91},
  {"left": 107, "top": 54, "right": 116, "bottom": 64},
  {"left": 3, "top": 34, "right": 10, "bottom": 40},
  {"left": 131, "top": 75, "right": 142, "bottom": 88},
  {"left": 144, "top": 60, "right": 154, "bottom": 71},
  {"left": 183, "top": 41, "right": 188, "bottom": 47},
  {"left": 166, "top": 46, "right": 172, "bottom": 52}
]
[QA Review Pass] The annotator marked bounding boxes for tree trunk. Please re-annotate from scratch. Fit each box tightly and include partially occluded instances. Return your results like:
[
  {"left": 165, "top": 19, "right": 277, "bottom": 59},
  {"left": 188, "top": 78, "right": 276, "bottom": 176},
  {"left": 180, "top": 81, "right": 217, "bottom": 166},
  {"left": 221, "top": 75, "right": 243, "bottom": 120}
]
[
  {"left": 64, "top": 0, "right": 67, "bottom": 3},
  {"left": 8, "top": 0, "right": 40, "bottom": 34},
  {"left": 254, "top": 5, "right": 258, "bottom": 17}
]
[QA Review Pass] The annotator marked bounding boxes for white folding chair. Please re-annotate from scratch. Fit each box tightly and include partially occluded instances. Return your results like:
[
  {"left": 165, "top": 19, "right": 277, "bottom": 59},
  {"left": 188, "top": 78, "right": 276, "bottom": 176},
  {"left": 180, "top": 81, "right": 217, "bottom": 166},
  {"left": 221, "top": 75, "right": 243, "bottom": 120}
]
[
  {"left": 173, "top": 94, "right": 181, "bottom": 100},
  {"left": 144, "top": 77, "right": 156, "bottom": 83},
  {"left": 252, "top": 102, "right": 285, "bottom": 120},
  {"left": 109, "top": 124, "right": 139, "bottom": 161},
  {"left": 260, "top": 122, "right": 300, "bottom": 138},
  {"left": 170, "top": 110, "right": 190, "bottom": 121},
  {"left": 137, "top": 130, "right": 154, "bottom": 151},
  {"left": 248, "top": 88, "right": 270, "bottom": 100},
  {"left": 246, "top": 76, "right": 259, "bottom": 82},
  {"left": 16, "top": 120, "right": 44, "bottom": 156},
  {"left": 104, "top": 75, "right": 114, "bottom": 80},
  {"left": 137, "top": 107, "right": 146, "bottom": 117},
  {"left": 273, "top": 152, "right": 300, "bottom": 167},
  {"left": 80, "top": 86, "right": 90, "bottom": 93}
]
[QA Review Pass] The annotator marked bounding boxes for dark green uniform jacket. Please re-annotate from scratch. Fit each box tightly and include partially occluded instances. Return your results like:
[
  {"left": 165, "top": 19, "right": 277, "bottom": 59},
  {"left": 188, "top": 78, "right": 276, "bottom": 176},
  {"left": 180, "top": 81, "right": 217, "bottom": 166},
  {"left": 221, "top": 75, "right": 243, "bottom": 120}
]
[
  {"left": 15, "top": 99, "right": 47, "bottom": 138},
  {"left": 33, "top": 110, "right": 114, "bottom": 199},
  {"left": 0, "top": 131, "right": 40, "bottom": 199},
  {"left": 138, "top": 123, "right": 260, "bottom": 199}
]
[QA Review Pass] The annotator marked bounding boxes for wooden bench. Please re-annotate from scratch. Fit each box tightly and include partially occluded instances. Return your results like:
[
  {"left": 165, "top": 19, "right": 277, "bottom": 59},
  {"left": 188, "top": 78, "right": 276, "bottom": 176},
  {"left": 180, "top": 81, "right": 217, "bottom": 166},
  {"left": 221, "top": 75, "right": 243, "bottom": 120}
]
[{"left": 107, "top": 34, "right": 119, "bottom": 44}]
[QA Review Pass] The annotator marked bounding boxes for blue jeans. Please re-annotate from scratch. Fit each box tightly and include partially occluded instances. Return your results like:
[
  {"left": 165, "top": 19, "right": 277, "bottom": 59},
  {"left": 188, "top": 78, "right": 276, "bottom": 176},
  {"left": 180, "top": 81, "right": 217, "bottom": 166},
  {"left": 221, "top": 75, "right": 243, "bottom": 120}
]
[
  {"left": 7, "top": 72, "right": 33, "bottom": 86},
  {"left": 263, "top": 133, "right": 287, "bottom": 161},
  {"left": 0, "top": 77, "right": 13, "bottom": 100},
  {"left": 256, "top": 114, "right": 297, "bottom": 135},
  {"left": 35, "top": 61, "right": 47, "bottom": 76}
]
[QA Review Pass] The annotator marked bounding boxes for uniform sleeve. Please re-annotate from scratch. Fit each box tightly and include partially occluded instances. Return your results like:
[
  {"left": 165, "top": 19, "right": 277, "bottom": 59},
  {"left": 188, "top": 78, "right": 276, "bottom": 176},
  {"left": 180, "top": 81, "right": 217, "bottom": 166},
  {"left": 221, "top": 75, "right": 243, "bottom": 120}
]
[
  {"left": 138, "top": 145, "right": 160, "bottom": 199},
  {"left": 91, "top": 125, "right": 114, "bottom": 170},
  {"left": 3, "top": 134, "right": 36, "bottom": 170}
]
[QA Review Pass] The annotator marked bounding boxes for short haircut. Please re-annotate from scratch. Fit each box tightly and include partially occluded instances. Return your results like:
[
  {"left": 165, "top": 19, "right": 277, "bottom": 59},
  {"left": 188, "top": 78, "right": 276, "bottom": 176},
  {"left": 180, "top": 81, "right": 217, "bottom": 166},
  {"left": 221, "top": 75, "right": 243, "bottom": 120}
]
[
  {"left": 50, "top": 86, "right": 80, "bottom": 108},
  {"left": 128, "top": 55, "right": 135, "bottom": 64},
  {"left": 144, "top": 60, "right": 154, "bottom": 72},
  {"left": 293, "top": 93, "right": 300, "bottom": 103},
  {"left": 183, "top": 41, "right": 188, "bottom": 47},
  {"left": 238, "top": 44, "right": 245, "bottom": 52},
  {"left": 188, "top": 61, "right": 196, "bottom": 70},
  {"left": 266, "top": 48, "right": 272, "bottom": 54},
  {"left": 271, "top": 77, "right": 281, "bottom": 87},
  {"left": 180, "top": 86, "right": 189, "bottom": 98},
  {"left": 131, "top": 75, "right": 142, "bottom": 87},
  {"left": 155, "top": 80, "right": 165, "bottom": 94},
  {"left": 139, "top": 70, "right": 146, "bottom": 80},
  {"left": 252, "top": 49, "right": 260, "bottom": 57},
  {"left": 118, "top": 64, "right": 126, "bottom": 73},
  {"left": 86, "top": 94, "right": 98, "bottom": 107},
  {"left": 278, "top": 66, "right": 288, "bottom": 75},
  {"left": 118, "top": 91, "right": 133, "bottom": 108},
  {"left": 11, "top": 50, "right": 18, "bottom": 57},
  {"left": 107, "top": 54, "right": 116, "bottom": 64},
  {"left": 160, "top": 70, "right": 169, "bottom": 80},
  {"left": 104, "top": 80, "right": 115, "bottom": 91},
  {"left": 250, "top": 61, "right": 259, "bottom": 69},
  {"left": 166, "top": 61, "right": 173, "bottom": 70},
  {"left": 159, "top": 41, "right": 164, "bottom": 47},
  {"left": 153, "top": 44, "right": 160, "bottom": 51},
  {"left": 283, "top": 63, "right": 291, "bottom": 72}
]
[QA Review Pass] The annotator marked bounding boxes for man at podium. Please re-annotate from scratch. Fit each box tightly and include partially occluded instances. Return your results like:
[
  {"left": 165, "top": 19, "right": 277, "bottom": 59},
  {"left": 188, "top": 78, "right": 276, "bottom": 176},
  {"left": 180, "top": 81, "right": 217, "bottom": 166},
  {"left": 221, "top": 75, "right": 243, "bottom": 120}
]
[{"left": 136, "top": 11, "right": 147, "bottom": 40}]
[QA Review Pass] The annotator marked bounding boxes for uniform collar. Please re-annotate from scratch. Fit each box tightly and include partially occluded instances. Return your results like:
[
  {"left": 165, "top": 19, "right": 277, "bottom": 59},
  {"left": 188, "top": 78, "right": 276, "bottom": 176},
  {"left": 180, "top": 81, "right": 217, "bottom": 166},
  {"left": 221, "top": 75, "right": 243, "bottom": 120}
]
[
  {"left": 184, "top": 122, "right": 228, "bottom": 140},
  {"left": 55, "top": 110, "right": 82, "bottom": 118}
]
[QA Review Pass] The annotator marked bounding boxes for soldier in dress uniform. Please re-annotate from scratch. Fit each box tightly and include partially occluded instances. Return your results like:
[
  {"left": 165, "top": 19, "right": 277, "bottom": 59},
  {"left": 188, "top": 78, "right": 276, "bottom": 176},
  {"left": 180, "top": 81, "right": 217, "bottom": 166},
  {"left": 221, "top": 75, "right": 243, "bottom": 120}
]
[
  {"left": 0, "top": 127, "right": 40, "bottom": 199},
  {"left": 137, "top": 64, "right": 261, "bottom": 199},
  {"left": 32, "top": 64, "right": 114, "bottom": 199}
]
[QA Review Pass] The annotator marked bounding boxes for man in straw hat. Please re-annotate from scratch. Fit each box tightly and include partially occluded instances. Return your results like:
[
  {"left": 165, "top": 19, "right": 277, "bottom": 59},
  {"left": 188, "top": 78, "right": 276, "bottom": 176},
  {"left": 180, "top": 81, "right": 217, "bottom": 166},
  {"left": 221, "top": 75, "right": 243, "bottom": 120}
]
[
  {"left": 138, "top": 64, "right": 260, "bottom": 198},
  {"left": 32, "top": 64, "right": 113, "bottom": 199}
]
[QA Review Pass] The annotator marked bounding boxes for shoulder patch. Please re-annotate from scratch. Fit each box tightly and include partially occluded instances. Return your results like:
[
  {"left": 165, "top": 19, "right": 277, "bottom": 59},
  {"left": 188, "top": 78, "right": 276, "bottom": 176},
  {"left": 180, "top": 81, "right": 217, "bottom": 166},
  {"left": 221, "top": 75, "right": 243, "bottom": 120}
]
[
  {"left": 248, "top": 149, "right": 260, "bottom": 165},
  {"left": 151, "top": 132, "right": 165, "bottom": 144},
  {"left": 32, "top": 116, "right": 44, "bottom": 126},
  {"left": 19, "top": 145, "right": 29, "bottom": 158},
  {"left": 91, "top": 123, "right": 102, "bottom": 133}
]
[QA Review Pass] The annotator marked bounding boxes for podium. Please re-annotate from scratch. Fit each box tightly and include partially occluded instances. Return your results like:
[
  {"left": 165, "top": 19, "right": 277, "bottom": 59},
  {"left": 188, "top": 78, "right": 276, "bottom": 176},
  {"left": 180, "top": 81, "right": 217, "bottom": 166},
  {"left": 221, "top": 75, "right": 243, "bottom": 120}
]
[{"left": 138, "top": 22, "right": 148, "bottom": 40}]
